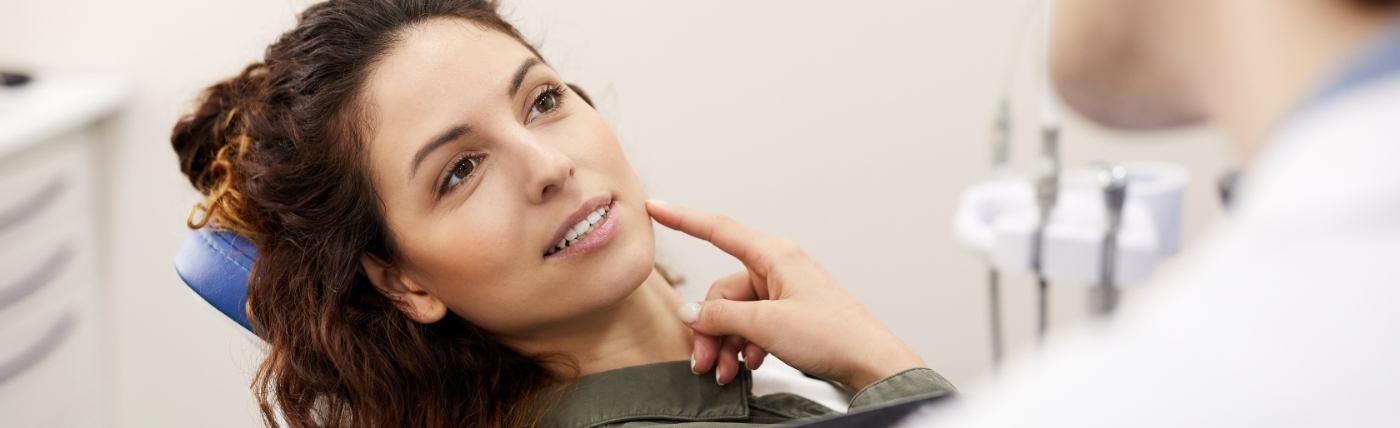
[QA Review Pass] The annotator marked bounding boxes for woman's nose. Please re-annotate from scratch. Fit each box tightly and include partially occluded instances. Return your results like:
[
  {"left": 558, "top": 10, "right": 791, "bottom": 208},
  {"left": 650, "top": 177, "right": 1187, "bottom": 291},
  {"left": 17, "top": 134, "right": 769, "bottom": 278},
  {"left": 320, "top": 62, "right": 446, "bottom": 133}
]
[{"left": 519, "top": 139, "right": 576, "bottom": 203}]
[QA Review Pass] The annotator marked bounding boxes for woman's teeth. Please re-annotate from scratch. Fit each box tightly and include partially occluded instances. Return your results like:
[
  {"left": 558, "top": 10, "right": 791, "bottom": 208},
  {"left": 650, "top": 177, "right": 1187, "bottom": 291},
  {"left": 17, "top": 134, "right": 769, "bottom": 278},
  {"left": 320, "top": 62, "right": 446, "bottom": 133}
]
[{"left": 547, "top": 204, "right": 610, "bottom": 256}]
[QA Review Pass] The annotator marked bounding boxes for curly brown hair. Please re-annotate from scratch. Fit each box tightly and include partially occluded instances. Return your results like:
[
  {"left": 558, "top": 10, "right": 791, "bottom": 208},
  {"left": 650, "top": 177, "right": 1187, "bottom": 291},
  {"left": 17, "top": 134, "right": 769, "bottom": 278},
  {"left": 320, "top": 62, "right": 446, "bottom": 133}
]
[{"left": 170, "top": 1, "right": 572, "bottom": 426}]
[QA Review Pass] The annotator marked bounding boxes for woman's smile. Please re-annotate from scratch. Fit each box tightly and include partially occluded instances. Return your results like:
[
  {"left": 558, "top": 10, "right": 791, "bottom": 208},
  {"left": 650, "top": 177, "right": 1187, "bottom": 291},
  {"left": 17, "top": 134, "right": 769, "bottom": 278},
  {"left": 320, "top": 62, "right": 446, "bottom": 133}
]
[{"left": 544, "top": 194, "right": 619, "bottom": 260}]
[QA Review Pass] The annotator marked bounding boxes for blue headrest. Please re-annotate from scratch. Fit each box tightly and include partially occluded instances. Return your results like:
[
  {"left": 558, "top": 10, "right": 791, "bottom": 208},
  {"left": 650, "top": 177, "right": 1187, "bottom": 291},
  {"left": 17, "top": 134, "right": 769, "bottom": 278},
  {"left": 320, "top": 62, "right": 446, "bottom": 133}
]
[{"left": 174, "top": 227, "right": 257, "bottom": 333}]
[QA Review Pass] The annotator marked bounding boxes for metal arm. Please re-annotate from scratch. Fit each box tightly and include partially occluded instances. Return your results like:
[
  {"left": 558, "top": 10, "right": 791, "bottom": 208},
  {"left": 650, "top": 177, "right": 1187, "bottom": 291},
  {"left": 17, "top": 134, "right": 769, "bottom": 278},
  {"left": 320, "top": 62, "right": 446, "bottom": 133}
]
[{"left": 1097, "top": 165, "right": 1129, "bottom": 315}]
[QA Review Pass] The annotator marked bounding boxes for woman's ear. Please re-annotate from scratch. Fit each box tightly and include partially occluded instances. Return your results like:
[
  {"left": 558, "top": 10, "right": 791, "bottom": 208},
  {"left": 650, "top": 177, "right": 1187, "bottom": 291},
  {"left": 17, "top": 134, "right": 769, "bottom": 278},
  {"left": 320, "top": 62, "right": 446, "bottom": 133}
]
[{"left": 360, "top": 254, "right": 447, "bottom": 324}]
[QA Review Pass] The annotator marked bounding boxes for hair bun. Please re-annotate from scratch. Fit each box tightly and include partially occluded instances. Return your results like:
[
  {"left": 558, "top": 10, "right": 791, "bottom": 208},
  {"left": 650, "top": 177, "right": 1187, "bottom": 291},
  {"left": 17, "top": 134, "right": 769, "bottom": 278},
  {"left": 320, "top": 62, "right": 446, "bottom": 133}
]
[
  {"left": 171, "top": 63, "right": 267, "bottom": 232},
  {"left": 171, "top": 63, "right": 266, "bottom": 192}
]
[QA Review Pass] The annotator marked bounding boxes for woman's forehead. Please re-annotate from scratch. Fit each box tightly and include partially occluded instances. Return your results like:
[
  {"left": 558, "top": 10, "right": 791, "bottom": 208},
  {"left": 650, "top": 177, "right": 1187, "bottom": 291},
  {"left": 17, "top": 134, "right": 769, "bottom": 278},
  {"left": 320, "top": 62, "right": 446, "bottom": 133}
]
[
  {"left": 368, "top": 19, "right": 535, "bottom": 115},
  {"left": 362, "top": 19, "right": 540, "bottom": 176}
]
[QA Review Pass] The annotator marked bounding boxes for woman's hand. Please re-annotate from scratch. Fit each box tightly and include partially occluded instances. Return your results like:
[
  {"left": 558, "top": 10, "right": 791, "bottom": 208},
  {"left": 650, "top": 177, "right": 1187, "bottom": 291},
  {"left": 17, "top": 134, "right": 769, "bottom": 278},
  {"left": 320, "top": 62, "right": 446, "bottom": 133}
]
[{"left": 646, "top": 200, "right": 926, "bottom": 392}]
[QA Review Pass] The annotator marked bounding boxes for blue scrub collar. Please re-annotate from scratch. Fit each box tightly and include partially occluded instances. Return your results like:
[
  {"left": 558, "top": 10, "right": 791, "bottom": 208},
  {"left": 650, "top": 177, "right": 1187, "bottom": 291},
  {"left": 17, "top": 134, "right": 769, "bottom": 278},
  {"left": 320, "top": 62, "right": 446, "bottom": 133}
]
[
  {"left": 1230, "top": 17, "right": 1400, "bottom": 209},
  {"left": 1300, "top": 17, "right": 1400, "bottom": 111}
]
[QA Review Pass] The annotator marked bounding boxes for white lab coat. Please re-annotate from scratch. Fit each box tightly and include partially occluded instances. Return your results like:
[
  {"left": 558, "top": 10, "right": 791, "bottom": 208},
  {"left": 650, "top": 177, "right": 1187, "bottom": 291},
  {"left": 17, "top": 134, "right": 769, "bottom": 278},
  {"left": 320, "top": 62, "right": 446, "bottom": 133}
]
[{"left": 907, "top": 68, "right": 1400, "bottom": 427}]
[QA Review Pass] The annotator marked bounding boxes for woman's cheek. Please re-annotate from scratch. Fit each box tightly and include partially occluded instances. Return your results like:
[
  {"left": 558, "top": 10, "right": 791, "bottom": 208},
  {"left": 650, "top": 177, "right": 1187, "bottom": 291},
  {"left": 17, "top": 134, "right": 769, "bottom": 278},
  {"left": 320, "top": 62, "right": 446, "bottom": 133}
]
[{"left": 411, "top": 213, "right": 513, "bottom": 284}]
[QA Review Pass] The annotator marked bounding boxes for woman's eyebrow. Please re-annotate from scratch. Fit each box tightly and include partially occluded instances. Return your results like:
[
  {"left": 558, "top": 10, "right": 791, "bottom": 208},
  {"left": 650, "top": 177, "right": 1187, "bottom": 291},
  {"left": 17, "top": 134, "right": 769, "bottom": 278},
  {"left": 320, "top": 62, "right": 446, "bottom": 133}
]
[
  {"left": 409, "top": 124, "right": 470, "bottom": 182},
  {"left": 408, "top": 57, "right": 542, "bottom": 183},
  {"left": 509, "top": 57, "right": 541, "bottom": 97}
]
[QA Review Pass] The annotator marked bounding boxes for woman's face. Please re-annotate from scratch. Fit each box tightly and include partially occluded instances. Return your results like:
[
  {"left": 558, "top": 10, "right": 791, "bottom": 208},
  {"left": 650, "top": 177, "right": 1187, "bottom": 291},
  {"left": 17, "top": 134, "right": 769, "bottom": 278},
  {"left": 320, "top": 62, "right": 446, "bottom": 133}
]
[{"left": 358, "top": 19, "right": 655, "bottom": 337}]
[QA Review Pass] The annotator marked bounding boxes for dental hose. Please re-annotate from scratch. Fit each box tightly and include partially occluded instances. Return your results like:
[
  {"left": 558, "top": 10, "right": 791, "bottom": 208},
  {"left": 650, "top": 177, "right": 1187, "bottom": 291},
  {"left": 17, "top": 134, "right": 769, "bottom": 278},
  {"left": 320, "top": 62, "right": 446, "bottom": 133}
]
[
  {"left": 1034, "top": 0, "right": 1061, "bottom": 344},
  {"left": 987, "top": 99, "right": 1011, "bottom": 367},
  {"left": 1032, "top": 124, "right": 1059, "bottom": 342}
]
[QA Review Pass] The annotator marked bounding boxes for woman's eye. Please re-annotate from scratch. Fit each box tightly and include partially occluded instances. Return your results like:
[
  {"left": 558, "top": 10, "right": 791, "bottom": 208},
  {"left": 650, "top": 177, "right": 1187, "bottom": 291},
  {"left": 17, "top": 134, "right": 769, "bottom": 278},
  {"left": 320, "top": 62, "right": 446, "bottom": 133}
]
[
  {"left": 526, "top": 86, "right": 565, "bottom": 122},
  {"left": 440, "top": 155, "right": 481, "bottom": 193}
]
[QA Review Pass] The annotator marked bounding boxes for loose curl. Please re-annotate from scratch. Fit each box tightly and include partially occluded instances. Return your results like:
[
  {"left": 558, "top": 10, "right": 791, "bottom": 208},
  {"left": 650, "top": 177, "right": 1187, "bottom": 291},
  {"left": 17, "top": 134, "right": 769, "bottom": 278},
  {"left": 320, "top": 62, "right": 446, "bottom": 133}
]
[{"left": 171, "top": 1, "right": 567, "bottom": 426}]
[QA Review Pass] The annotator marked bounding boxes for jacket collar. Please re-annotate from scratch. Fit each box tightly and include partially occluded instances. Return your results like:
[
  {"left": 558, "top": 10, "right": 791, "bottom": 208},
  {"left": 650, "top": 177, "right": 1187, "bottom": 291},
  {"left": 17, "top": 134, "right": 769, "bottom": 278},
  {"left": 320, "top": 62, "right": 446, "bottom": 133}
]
[{"left": 542, "top": 360, "right": 752, "bottom": 428}]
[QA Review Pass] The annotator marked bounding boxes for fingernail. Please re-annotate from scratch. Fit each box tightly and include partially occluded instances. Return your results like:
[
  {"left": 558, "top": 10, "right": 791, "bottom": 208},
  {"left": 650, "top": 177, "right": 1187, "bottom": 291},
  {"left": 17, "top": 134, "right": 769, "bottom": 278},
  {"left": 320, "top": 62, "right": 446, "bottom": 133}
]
[
  {"left": 716, "top": 370, "right": 725, "bottom": 386},
  {"left": 678, "top": 302, "right": 700, "bottom": 324},
  {"left": 690, "top": 355, "right": 699, "bottom": 374}
]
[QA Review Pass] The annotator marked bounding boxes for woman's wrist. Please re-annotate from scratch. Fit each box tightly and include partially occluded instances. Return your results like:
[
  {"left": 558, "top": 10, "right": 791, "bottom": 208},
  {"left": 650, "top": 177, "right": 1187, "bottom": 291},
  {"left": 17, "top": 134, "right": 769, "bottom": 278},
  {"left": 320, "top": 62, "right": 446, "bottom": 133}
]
[{"left": 842, "top": 344, "right": 926, "bottom": 391}]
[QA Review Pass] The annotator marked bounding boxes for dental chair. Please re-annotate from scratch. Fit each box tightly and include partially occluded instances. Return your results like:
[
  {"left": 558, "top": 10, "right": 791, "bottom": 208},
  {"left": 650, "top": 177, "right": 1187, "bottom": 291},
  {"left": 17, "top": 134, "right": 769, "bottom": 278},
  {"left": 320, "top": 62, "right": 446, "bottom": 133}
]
[
  {"left": 174, "top": 226, "right": 257, "bottom": 335},
  {"left": 172, "top": 226, "right": 949, "bottom": 427}
]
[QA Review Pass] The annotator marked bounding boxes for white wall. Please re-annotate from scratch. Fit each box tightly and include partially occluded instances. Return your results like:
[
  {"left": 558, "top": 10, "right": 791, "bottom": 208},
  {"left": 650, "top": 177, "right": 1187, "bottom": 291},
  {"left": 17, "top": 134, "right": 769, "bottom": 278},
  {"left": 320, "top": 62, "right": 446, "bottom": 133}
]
[{"left": 0, "top": 1, "right": 1233, "bottom": 426}]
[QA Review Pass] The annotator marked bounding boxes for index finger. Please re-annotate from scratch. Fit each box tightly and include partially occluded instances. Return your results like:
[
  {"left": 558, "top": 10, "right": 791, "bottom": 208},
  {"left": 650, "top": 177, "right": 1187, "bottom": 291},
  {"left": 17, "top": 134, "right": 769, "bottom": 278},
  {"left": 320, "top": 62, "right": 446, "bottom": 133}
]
[{"left": 646, "top": 200, "right": 787, "bottom": 275}]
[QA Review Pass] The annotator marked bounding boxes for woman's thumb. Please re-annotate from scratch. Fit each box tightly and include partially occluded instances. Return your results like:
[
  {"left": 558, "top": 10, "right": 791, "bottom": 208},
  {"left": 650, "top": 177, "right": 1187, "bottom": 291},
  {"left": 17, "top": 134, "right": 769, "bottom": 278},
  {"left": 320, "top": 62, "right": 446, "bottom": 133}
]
[{"left": 678, "top": 300, "right": 761, "bottom": 339}]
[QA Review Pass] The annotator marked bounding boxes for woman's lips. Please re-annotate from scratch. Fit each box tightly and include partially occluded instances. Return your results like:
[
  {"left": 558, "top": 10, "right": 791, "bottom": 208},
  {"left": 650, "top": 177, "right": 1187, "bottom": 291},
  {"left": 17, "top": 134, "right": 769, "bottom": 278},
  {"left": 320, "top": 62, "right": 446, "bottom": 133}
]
[
  {"left": 544, "top": 194, "right": 617, "bottom": 258},
  {"left": 544, "top": 201, "right": 618, "bottom": 260}
]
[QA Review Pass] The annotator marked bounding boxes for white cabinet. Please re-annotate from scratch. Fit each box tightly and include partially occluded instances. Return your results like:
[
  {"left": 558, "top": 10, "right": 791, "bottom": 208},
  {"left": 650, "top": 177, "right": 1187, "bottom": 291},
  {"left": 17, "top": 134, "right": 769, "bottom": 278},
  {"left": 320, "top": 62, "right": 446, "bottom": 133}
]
[{"left": 0, "top": 76, "right": 124, "bottom": 427}]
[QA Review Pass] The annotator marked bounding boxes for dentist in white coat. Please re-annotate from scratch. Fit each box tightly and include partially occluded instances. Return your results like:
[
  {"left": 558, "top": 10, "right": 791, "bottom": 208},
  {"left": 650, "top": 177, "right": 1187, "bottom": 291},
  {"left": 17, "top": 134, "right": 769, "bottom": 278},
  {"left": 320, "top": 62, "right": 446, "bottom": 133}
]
[{"left": 648, "top": 0, "right": 1400, "bottom": 425}]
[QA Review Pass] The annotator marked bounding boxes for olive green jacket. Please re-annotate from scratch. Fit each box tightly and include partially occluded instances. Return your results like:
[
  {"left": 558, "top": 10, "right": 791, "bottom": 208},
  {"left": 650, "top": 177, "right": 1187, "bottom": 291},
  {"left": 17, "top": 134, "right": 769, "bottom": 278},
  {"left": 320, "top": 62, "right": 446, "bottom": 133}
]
[{"left": 540, "top": 361, "right": 956, "bottom": 428}]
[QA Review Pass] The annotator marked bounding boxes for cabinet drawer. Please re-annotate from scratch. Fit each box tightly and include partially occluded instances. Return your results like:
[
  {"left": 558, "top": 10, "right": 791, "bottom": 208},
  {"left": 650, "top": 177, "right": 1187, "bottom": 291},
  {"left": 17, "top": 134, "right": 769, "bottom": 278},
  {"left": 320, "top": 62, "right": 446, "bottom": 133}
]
[
  {"left": 0, "top": 201, "right": 93, "bottom": 311},
  {"left": 0, "top": 303, "right": 102, "bottom": 427},
  {"left": 0, "top": 130, "right": 96, "bottom": 296},
  {"left": 0, "top": 130, "right": 93, "bottom": 240}
]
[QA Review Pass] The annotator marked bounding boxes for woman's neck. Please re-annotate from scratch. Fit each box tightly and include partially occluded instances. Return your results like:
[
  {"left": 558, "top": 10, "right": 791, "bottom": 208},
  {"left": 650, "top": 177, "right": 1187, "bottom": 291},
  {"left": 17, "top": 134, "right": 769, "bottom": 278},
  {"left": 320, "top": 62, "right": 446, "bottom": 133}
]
[{"left": 510, "top": 268, "right": 693, "bottom": 378}]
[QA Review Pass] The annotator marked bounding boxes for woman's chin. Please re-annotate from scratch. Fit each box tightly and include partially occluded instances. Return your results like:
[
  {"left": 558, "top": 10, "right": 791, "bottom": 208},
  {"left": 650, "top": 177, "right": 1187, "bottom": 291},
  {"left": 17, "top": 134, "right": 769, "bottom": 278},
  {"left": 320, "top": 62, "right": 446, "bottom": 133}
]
[
  {"left": 580, "top": 242, "right": 656, "bottom": 313},
  {"left": 527, "top": 201, "right": 658, "bottom": 327},
  {"left": 582, "top": 200, "right": 656, "bottom": 291},
  {"left": 596, "top": 237, "right": 657, "bottom": 297}
]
